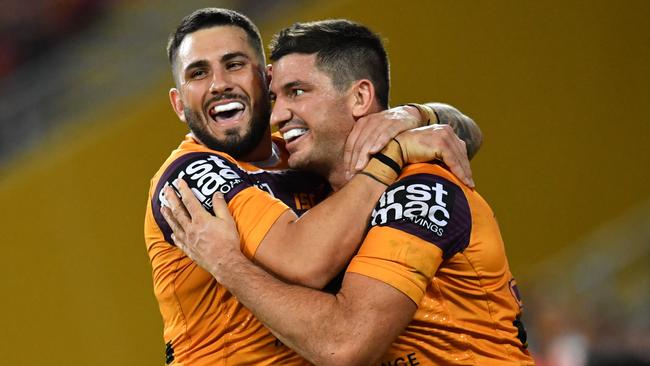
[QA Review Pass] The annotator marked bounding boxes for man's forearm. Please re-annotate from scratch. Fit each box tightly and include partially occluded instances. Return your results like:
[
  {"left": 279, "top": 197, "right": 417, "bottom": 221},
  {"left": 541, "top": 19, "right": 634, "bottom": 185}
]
[
  {"left": 428, "top": 102, "right": 483, "bottom": 159},
  {"left": 214, "top": 250, "right": 355, "bottom": 365},
  {"left": 210, "top": 248, "right": 414, "bottom": 366},
  {"left": 255, "top": 174, "right": 386, "bottom": 288}
]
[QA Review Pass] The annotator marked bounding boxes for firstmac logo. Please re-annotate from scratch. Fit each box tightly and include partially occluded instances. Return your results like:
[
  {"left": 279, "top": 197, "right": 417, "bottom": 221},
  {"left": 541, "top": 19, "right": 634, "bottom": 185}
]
[{"left": 371, "top": 178, "right": 452, "bottom": 237}]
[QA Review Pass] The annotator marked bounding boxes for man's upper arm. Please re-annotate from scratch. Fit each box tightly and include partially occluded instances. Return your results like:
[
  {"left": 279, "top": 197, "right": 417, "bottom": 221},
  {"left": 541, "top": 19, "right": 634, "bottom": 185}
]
[
  {"left": 347, "top": 166, "right": 472, "bottom": 303},
  {"left": 346, "top": 226, "right": 443, "bottom": 304},
  {"left": 331, "top": 169, "right": 473, "bottom": 364},
  {"left": 152, "top": 151, "right": 293, "bottom": 252}
]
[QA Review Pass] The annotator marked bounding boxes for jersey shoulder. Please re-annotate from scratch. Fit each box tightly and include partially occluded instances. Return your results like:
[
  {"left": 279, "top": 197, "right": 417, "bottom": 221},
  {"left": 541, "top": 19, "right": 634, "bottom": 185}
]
[
  {"left": 151, "top": 149, "right": 254, "bottom": 245},
  {"left": 370, "top": 163, "right": 472, "bottom": 259}
]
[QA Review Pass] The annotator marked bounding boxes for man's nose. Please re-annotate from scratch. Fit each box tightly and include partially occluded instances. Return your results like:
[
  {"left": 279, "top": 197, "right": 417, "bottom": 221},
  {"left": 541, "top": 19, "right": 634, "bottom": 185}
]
[
  {"left": 209, "top": 69, "right": 232, "bottom": 94},
  {"left": 270, "top": 98, "right": 292, "bottom": 129}
]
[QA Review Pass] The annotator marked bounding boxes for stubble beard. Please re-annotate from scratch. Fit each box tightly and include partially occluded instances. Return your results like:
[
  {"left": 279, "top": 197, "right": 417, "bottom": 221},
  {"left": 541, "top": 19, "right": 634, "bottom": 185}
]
[
  {"left": 184, "top": 102, "right": 270, "bottom": 159},
  {"left": 288, "top": 137, "right": 341, "bottom": 179}
]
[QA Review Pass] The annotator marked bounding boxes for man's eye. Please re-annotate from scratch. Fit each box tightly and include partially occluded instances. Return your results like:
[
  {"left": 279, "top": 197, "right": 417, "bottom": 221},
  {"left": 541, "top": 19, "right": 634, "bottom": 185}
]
[
  {"left": 190, "top": 70, "right": 207, "bottom": 79},
  {"left": 227, "top": 62, "right": 244, "bottom": 70},
  {"left": 292, "top": 89, "right": 305, "bottom": 97}
]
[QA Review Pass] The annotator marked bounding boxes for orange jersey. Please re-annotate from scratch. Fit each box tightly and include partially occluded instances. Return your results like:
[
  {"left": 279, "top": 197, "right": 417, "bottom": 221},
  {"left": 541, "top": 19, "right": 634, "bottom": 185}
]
[
  {"left": 144, "top": 135, "right": 328, "bottom": 365},
  {"left": 347, "top": 163, "right": 535, "bottom": 366}
]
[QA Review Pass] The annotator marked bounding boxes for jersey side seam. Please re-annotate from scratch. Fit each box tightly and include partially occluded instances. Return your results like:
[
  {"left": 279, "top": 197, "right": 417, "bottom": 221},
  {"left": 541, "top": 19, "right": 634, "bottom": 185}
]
[
  {"left": 171, "top": 255, "right": 192, "bottom": 361},
  {"left": 460, "top": 250, "right": 516, "bottom": 360}
]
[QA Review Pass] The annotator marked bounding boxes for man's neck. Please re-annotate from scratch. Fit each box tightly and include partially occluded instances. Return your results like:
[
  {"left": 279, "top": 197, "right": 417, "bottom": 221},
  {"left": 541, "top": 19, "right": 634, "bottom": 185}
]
[
  {"left": 327, "top": 105, "right": 385, "bottom": 191},
  {"left": 250, "top": 138, "right": 282, "bottom": 169},
  {"left": 327, "top": 166, "right": 348, "bottom": 192},
  {"left": 239, "top": 130, "right": 273, "bottom": 163}
]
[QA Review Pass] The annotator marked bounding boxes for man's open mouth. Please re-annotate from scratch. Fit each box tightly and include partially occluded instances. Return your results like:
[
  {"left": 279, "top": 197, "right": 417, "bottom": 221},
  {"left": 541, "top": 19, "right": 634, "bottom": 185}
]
[
  {"left": 208, "top": 101, "right": 245, "bottom": 123},
  {"left": 283, "top": 128, "right": 309, "bottom": 144}
]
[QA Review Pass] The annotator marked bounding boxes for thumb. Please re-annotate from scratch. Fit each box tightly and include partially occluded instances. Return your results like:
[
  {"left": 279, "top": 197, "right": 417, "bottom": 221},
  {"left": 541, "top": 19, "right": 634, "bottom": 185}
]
[
  {"left": 211, "top": 192, "right": 229, "bottom": 219},
  {"left": 171, "top": 233, "right": 185, "bottom": 251}
]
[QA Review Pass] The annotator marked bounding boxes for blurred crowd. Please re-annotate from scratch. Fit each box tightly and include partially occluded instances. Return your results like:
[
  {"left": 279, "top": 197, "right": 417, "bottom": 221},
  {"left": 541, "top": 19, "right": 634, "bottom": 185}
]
[{"left": 0, "top": 0, "right": 114, "bottom": 80}]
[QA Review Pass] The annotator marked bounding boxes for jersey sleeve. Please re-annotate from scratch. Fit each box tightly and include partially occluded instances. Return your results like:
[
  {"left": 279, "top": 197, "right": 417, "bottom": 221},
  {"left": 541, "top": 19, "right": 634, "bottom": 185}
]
[
  {"left": 151, "top": 152, "right": 290, "bottom": 258},
  {"left": 347, "top": 172, "right": 472, "bottom": 303},
  {"left": 227, "top": 186, "right": 290, "bottom": 258}
]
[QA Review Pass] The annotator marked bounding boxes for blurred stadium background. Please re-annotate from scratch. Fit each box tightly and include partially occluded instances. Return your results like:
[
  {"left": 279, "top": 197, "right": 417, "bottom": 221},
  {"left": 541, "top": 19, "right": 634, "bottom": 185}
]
[{"left": 0, "top": 0, "right": 648, "bottom": 365}]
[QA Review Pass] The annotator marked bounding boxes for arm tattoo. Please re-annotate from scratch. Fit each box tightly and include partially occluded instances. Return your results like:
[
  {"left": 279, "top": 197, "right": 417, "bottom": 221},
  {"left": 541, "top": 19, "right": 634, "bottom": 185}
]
[{"left": 428, "top": 103, "right": 483, "bottom": 160}]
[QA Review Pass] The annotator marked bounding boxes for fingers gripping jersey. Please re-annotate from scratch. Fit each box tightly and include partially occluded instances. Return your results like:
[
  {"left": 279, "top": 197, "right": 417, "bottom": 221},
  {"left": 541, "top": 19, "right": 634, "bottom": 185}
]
[
  {"left": 151, "top": 152, "right": 279, "bottom": 252},
  {"left": 150, "top": 151, "right": 304, "bottom": 258},
  {"left": 144, "top": 135, "right": 325, "bottom": 365},
  {"left": 347, "top": 164, "right": 535, "bottom": 366}
]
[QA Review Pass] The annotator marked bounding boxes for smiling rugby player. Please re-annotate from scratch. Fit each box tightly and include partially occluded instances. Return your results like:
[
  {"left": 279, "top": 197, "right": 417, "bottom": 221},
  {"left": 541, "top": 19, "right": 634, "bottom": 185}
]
[
  {"left": 165, "top": 19, "right": 532, "bottom": 366},
  {"left": 146, "top": 8, "right": 480, "bottom": 365}
]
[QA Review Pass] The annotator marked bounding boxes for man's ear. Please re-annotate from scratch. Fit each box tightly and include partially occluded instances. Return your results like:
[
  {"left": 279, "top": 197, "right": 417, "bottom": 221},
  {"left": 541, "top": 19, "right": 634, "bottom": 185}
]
[
  {"left": 169, "top": 88, "right": 186, "bottom": 123},
  {"left": 350, "top": 79, "right": 375, "bottom": 118},
  {"left": 265, "top": 64, "right": 273, "bottom": 88}
]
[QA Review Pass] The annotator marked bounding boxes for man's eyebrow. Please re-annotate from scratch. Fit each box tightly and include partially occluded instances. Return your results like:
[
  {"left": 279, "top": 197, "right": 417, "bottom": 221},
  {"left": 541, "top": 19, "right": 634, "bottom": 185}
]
[
  {"left": 282, "top": 81, "right": 307, "bottom": 91},
  {"left": 184, "top": 59, "right": 209, "bottom": 73},
  {"left": 221, "top": 52, "right": 250, "bottom": 62},
  {"left": 183, "top": 52, "right": 250, "bottom": 73},
  {"left": 270, "top": 81, "right": 304, "bottom": 99}
]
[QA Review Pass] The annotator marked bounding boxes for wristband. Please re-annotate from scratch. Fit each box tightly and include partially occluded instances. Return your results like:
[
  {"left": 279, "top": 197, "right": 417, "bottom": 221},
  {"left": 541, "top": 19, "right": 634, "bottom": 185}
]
[
  {"left": 361, "top": 139, "right": 404, "bottom": 185},
  {"left": 406, "top": 103, "right": 439, "bottom": 126}
]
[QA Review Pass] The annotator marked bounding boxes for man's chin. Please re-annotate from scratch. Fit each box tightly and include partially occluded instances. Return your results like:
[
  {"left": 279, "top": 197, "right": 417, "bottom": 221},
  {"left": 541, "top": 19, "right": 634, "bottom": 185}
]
[
  {"left": 193, "top": 129, "right": 242, "bottom": 154},
  {"left": 218, "top": 126, "right": 246, "bottom": 139},
  {"left": 189, "top": 109, "right": 267, "bottom": 159},
  {"left": 287, "top": 153, "right": 310, "bottom": 170}
]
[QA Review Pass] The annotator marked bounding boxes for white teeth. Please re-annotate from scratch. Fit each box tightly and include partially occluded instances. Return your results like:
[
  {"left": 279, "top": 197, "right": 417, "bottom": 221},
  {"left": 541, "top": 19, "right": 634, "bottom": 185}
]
[
  {"left": 283, "top": 128, "right": 308, "bottom": 142},
  {"left": 213, "top": 102, "right": 244, "bottom": 114}
]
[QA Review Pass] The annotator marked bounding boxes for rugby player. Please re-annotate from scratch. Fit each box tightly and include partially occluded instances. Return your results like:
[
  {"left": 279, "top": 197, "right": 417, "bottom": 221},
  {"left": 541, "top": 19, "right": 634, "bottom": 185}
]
[
  {"left": 147, "top": 8, "right": 480, "bottom": 365},
  {"left": 167, "top": 19, "right": 534, "bottom": 365}
]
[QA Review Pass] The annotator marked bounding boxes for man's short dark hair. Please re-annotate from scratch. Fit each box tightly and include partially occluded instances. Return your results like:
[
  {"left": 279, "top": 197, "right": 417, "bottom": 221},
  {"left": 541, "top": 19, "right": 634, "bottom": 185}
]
[
  {"left": 167, "top": 8, "right": 264, "bottom": 77},
  {"left": 269, "top": 19, "right": 390, "bottom": 108}
]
